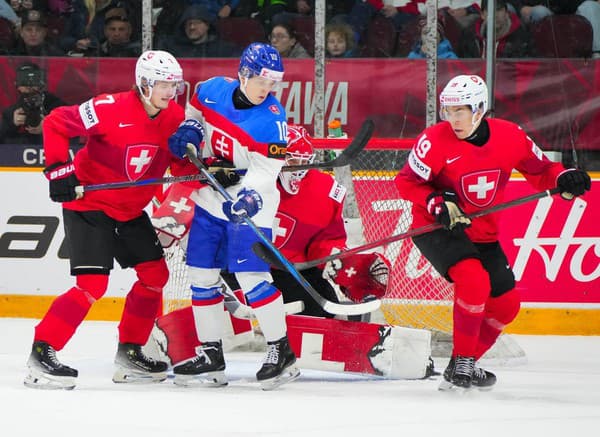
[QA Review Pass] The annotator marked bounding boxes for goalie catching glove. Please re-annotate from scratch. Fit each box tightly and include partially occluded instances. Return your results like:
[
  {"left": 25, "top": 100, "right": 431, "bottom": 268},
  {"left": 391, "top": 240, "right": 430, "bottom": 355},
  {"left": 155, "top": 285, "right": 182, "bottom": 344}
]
[
  {"left": 426, "top": 190, "right": 471, "bottom": 234},
  {"left": 44, "top": 161, "right": 82, "bottom": 202},
  {"left": 323, "top": 252, "right": 390, "bottom": 303}
]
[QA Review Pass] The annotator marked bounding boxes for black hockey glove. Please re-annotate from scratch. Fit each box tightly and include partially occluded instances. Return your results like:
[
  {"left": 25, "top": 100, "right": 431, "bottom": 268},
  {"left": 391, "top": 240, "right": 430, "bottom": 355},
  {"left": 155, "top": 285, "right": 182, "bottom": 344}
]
[
  {"left": 203, "top": 157, "right": 241, "bottom": 189},
  {"left": 43, "top": 161, "right": 81, "bottom": 203},
  {"left": 426, "top": 190, "right": 471, "bottom": 234},
  {"left": 557, "top": 169, "right": 591, "bottom": 201}
]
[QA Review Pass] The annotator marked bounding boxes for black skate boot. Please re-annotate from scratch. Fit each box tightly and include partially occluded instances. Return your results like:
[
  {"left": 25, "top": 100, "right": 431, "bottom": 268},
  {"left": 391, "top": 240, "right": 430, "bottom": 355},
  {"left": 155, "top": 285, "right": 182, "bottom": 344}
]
[
  {"left": 471, "top": 364, "right": 497, "bottom": 390},
  {"left": 172, "top": 341, "right": 227, "bottom": 387},
  {"left": 256, "top": 336, "right": 300, "bottom": 390},
  {"left": 112, "top": 342, "right": 168, "bottom": 384},
  {"left": 438, "top": 356, "right": 474, "bottom": 391},
  {"left": 24, "top": 341, "right": 78, "bottom": 390}
]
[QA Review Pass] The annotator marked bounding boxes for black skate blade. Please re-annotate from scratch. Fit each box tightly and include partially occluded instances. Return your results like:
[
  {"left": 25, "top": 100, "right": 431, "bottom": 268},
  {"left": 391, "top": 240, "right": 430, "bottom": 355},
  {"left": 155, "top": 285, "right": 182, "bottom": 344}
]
[
  {"left": 24, "top": 371, "right": 76, "bottom": 390},
  {"left": 260, "top": 365, "right": 300, "bottom": 391}
]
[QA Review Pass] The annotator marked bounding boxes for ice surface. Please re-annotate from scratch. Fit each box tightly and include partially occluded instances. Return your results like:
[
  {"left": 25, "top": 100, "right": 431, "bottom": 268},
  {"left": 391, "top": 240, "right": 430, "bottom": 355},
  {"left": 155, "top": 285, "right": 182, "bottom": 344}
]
[{"left": 2, "top": 318, "right": 599, "bottom": 437}]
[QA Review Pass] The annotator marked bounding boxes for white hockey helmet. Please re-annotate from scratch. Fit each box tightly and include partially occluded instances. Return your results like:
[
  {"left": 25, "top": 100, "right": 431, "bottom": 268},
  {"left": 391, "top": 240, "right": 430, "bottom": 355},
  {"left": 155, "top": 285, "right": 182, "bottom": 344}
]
[
  {"left": 279, "top": 125, "right": 315, "bottom": 195},
  {"left": 135, "top": 50, "right": 184, "bottom": 101},
  {"left": 439, "top": 75, "right": 488, "bottom": 129}
]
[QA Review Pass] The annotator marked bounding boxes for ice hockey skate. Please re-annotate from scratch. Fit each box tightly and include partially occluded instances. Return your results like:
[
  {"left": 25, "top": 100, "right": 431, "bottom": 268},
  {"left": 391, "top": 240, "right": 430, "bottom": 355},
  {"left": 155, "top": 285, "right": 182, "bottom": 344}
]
[
  {"left": 439, "top": 356, "right": 497, "bottom": 391},
  {"left": 112, "top": 342, "right": 168, "bottom": 384},
  {"left": 471, "top": 364, "right": 497, "bottom": 390},
  {"left": 438, "top": 356, "right": 474, "bottom": 391},
  {"left": 172, "top": 341, "right": 227, "bottom": 387},
  {"left": 24, "top": 341, "right": 78, "bottom": 390},
  {"left": 256, "top": 336, "right": 300, "bottom": 391}
]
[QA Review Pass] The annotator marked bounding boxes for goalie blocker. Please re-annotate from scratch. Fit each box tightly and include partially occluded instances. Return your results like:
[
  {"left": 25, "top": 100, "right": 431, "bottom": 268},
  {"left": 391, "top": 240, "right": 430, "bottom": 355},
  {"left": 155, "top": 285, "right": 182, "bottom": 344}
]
[{"left": 149, "top": 306, "right": 432, "bottom": 379}]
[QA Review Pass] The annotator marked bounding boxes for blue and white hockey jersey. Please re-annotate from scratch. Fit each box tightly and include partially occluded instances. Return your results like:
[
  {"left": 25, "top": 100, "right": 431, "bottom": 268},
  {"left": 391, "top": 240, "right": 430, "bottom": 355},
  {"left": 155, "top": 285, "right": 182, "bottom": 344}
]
[{"left": 186, "top": 76, "right": 288, "bottom": 228}]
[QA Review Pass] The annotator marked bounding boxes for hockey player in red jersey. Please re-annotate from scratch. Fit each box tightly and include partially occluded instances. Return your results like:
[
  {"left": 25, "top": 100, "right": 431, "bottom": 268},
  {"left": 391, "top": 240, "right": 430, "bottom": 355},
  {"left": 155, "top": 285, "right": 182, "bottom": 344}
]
[
  {"left": 24, "top": 50, "right": 195, "bottom": 390},
  {"left": 395, "top": 74, "right": 591, "bottom": 391},
  {"left": 234, "top": 124, "right": 390, "bottom": 317}
]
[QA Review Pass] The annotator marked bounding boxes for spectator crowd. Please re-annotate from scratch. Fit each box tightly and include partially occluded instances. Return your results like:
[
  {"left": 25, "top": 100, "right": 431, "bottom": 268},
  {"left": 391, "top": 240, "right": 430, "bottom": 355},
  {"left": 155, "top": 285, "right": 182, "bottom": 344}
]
[
  {"left": 0, "top": 0, "right": 598, "bottom": 146},
  {"left": 0, "top": 1, "right": 597, "bottom": 60}
]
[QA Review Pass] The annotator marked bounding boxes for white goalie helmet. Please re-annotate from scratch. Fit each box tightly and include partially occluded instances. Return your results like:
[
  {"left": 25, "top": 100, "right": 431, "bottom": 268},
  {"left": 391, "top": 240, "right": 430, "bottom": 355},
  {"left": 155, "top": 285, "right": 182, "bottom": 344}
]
[
  {"left": 135, "top": 50, "right": 184, "bottom": 101},
  {"left": 279, "top": 125, "right": 315, "bottom": 195},
  {"left": 439, "top": 75, "right": 488, "bottom": 130}
]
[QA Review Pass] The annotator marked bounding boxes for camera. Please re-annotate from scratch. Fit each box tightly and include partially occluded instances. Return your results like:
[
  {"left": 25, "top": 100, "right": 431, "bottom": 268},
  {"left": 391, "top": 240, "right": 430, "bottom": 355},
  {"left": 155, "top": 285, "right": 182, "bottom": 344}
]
[
  {"left": 18, "top": 91, "right": 44, "bottom": 127},
  {"left": 15, "top": 62, "right": 46, "bottom": 127}
]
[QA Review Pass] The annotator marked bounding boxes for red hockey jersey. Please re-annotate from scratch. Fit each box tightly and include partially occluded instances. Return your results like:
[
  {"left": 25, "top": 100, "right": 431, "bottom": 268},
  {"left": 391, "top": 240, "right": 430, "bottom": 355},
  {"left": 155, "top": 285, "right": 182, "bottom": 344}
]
[
  {"left": 273, "top": 170, "right": 347, "bottom": 263},
  {"left": 395, "top": 118, "right": 565, "bottom": 242},
  {"left": 43, "top": 90, "right": 194, "bottom": 221}
]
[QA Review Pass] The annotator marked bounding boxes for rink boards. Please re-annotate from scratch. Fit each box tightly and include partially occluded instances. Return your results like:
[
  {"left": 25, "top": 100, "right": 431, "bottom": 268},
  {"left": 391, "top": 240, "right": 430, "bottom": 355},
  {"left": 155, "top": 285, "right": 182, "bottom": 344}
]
[{"left": 1, "top": 168, "right": 599, "bottom": 335}]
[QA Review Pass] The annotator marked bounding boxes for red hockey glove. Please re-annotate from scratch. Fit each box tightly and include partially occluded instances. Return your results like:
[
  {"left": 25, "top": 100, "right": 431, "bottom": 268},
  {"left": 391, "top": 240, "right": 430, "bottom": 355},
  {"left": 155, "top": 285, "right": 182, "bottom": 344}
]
[
  {"left": 426, "top": 190, "right": 471, "bottom": 234},
  {"left": 43, "top": 161, "right": 81, "bottom": 203},
  {"left": 323, "top": 253, "right": 390, "bottom": 303},
  {"left": 557, "top": 169, "right": 591, "bottom": 200}
]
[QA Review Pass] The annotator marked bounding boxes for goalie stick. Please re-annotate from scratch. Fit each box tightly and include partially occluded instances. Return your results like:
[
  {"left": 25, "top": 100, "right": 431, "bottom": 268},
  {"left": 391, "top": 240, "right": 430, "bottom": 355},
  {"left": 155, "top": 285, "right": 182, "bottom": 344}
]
[
  {"left": 185, "top": 143, "right": 380, "bottom": 316},
  {"left": 73, "top": 119, "right": 373, "bottom": 194},
  {"left": 253, "top": 187, "right": 562, "bottom": 271}
]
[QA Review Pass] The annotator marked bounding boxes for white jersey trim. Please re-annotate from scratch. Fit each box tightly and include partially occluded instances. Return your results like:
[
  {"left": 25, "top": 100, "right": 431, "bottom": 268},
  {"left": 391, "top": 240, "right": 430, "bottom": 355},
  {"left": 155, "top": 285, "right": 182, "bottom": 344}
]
[
  {"left": 78, "top": 98, "right": 99, "bottom": 129},
  {"left": 329, "top": 181, "right": 346, "bottom": 203},
  {"left": 407, "top": 149, "right": 432, "bottom": 181}
]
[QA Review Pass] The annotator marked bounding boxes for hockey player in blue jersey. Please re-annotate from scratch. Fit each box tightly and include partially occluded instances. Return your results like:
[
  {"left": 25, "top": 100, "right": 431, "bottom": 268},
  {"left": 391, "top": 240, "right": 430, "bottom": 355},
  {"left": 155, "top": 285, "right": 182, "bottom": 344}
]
[{"left": 167, "top": 42, "right": 299, "bottom": 389}]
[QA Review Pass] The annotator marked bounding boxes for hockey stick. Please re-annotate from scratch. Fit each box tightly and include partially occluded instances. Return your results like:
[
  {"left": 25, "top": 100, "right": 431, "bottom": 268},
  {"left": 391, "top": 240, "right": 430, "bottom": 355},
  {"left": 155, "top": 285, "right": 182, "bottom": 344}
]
[
  {"left": 254, "top": 187, "right": 562, "bottom": 271},
  {"left": 74, "top": 119, "right": 373, "bottom": 195},
  {"left": 74, "top": 117, "right": 372, "bottom": 196},
  {"left": 185, "top": 144, "right": 379, "bottom": 316},
  {"left": 74, "top": 174, "right": 212, "bottom": 196}
]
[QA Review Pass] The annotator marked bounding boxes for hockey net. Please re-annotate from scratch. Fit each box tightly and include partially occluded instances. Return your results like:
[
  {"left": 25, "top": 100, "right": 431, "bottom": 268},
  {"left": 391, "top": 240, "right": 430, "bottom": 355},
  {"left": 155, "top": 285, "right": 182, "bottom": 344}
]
[{"left": 158, "top": 137, "right": 526, "bottom": 364}]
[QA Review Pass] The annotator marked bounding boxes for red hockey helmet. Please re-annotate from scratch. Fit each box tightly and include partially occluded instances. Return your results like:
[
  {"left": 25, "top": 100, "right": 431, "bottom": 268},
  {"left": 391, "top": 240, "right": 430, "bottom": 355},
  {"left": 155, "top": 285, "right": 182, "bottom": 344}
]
[{"left": 279, "top": 125, "right": 316, "bottom": 195}]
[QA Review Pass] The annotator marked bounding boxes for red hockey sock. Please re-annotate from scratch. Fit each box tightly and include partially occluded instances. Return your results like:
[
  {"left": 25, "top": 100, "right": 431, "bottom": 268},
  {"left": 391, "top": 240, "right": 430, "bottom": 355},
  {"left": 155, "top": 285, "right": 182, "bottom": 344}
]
[
  {"left": 448, "top": 258, "right": 491, "bottom": 357},
  {"left": 34, "top": 274, "right": 108, "bottom": 350},
  {"left": 475, "top": 289, "right": 521, "bottom": 360},
  {"left": 118, "top": 259, "right": 168, "bottom": 345}
]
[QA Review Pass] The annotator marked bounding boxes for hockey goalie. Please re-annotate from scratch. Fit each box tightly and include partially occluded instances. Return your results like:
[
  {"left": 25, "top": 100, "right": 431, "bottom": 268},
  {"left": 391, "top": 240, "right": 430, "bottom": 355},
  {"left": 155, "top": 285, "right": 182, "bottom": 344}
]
[{"left": 150, "top": 126, "right": 433, "bottom": 380}]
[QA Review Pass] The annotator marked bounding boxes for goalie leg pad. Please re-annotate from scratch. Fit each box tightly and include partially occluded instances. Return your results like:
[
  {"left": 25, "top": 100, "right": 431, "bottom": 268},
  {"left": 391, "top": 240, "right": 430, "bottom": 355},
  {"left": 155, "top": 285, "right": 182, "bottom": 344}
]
[
  {"left": 286, "top": 315, "right": 431, "bottom": 379},
  {"left": 148, "top": 304, "right": 254, "bottom": 366}
]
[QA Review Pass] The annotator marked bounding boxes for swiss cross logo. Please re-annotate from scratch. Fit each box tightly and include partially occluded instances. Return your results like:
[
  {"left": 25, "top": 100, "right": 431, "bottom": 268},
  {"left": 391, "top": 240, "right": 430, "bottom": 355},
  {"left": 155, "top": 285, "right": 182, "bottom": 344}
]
[
  {"left": 125, "top": 144, "right": 158, "bottom": 181},
  {"left": 210, "top": 131, "right": 234, "bottom": 159},
  {"left": 461, "top": 170, "right": 500, "bottom": 207},
  {"left": 273, "top": 212, "right": 296, "bottom": 248}
]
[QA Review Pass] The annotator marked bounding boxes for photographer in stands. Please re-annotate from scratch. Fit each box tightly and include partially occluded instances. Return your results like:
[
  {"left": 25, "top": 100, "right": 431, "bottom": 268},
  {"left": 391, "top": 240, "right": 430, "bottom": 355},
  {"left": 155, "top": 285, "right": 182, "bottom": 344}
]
[{"left": 0, "top": 62, "right": 65, "bottom": 145}]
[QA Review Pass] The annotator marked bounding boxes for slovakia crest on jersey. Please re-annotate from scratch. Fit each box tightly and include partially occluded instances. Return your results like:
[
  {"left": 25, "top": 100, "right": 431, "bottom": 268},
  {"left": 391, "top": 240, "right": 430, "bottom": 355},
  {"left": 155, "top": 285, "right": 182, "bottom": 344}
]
[
  {"left": 269, "top": 105, "right": 280, "bottom": 115},
  {"left": 125, "top": 144, "right": 159, "bottom": 181},
  {"left": 210, "top": 130, "right": 234, "bottom": 160},
  {"left": 461, "top": 170, "right": 500, "bottom": 207},
  {"left": 274, "top": 212, "right": 296, "bottom": 248}
]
